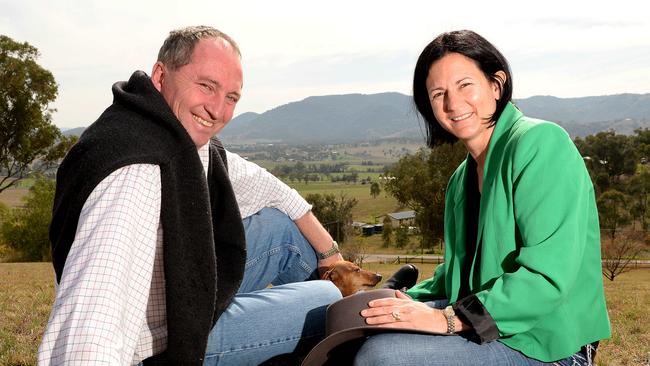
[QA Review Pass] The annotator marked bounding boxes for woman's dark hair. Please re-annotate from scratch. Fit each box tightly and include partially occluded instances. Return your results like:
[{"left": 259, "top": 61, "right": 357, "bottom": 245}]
[{"left": 413, "top": 30, "right": 513, "bottom": 146}]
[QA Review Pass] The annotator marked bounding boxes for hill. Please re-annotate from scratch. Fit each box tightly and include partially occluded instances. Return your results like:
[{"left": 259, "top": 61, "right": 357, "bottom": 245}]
[
  {"left": 60, "top": 93, "right": 650, "bottom": 143},
  {"left": 221, "top": 92, "right": 650, "bottom": 143},
  {"left": 221, "top": 92, "right": 424, "bottom": 143}
]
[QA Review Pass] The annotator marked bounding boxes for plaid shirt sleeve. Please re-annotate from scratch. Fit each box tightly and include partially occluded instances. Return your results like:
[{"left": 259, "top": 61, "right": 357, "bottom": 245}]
[
  {"left": 38, "top": 164, "right": 162, "bottom": 365},
  {"left": 226, "top": 149, "right": 312, "bottom": 220}
]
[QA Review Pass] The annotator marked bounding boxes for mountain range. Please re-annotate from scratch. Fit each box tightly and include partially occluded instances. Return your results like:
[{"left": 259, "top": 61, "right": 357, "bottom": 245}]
[
  {"left": 220, "top": 92, "right": 650, "bottom": 143},
  {"left": 63, "top": 93, "right": 650, "bottom": 143}
]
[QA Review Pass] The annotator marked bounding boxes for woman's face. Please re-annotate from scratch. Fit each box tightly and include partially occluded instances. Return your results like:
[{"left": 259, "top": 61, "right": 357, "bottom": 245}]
[{"left": 425, "top": 52, "right": 504, "bottom": 150}]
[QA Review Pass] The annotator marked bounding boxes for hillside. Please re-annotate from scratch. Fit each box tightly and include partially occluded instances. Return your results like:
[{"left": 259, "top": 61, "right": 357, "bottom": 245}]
[
  {"left": 220, "top": 92, "right": 650, "bottom": 143},
  {"left": 61, "top": 93, "right": 650, "bottom": 143}
]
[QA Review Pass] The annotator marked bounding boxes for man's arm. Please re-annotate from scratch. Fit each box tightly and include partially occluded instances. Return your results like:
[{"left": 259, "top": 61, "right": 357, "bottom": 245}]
[
  {"left": 38, "top": 164, "right": 161, "bottom": 365},
  {"left": 294, "top": 211, "right": 344, "bottom": 271},
  {"left": 226, "top": 150, "right": 343, "bottom": 269}
]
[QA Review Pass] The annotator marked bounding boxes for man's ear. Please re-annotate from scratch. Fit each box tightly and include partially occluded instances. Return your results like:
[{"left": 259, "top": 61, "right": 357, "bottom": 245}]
[{"left": 151, "top": 62, "right": 165, "bottom": 92}]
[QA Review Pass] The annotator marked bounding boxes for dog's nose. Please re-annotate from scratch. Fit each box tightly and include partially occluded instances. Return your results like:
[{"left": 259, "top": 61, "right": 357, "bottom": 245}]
[{"left": 376, "top": 273, "right": 383, "bottom": 281}]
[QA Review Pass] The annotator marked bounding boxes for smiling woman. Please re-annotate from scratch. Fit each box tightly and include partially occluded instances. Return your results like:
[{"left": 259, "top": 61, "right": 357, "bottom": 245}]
[{"left": 349, "top": 30, "right": 611, "bottom": 366}]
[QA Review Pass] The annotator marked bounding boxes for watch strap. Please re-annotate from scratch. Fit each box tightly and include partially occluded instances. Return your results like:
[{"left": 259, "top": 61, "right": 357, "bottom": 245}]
[
  {"left": 444, "top": 305, "right": 456, "bottom": 334},
  {"left": 318, "top": 240, "right": 340, "bottom": 259}
]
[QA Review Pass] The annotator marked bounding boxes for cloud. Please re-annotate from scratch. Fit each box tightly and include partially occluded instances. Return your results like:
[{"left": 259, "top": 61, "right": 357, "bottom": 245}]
[{"left": 2, "top": 0, "right": 649, "bottom": 128}]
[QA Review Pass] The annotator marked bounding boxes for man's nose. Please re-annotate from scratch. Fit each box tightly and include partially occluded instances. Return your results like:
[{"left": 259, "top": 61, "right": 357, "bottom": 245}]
[{"left": 205, "top": 95, "right": 226, "bottom": 121}]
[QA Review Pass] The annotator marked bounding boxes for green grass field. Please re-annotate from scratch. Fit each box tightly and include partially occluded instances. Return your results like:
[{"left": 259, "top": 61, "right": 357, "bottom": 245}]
[
  {"left": 289, "top": 181, "right": 404, "bottom": 223},
  {"left": 1, "top": 262, "right": 647, "bottom": 366}
]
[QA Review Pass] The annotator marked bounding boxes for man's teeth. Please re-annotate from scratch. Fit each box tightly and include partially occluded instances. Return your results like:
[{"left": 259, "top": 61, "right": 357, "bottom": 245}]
[
  {"left": 451, "top": 113, "right": 472, "bottom": 122},
  {"left": 193, "top": 115, "right": 214, "bottom": 127}
]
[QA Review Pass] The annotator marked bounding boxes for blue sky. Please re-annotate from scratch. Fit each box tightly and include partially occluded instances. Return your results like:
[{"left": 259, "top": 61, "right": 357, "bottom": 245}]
[{"left": 2, "top": 0, "right": 649, "bottom": 129}]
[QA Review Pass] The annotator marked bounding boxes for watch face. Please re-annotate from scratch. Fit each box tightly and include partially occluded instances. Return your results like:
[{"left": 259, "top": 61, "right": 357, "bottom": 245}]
[{"left": 444, "top": 306, "right": 454, "bottom": 316}]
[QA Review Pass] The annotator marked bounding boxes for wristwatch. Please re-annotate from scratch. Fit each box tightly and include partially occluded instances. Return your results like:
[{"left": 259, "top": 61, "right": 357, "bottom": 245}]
[
  {"left": 317, "top": 241, "right": 340, "bottom": 259},
  {"left": 443, "top": 305, "right": 456, "bottom": 334}
]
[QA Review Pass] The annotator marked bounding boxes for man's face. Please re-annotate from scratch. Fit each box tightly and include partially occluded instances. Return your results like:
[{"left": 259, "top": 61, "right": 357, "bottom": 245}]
[{"left": 152, "top": 38, "right": 243, "bottom": 147}]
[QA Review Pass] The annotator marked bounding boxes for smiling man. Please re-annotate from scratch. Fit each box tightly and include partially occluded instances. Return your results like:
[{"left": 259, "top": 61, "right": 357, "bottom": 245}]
[{"left": 38, "top": 26, "right": 341, "bottom": 365}]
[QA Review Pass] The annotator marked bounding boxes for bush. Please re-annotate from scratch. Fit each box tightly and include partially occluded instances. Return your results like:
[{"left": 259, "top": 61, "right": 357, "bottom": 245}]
[{"left": 0, "top": 177, "right": 55, "bottom": 261}]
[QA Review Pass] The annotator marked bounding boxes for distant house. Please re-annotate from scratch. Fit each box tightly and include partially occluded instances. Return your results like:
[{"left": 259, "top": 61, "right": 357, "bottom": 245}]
[{"left": 387, "top": 210, "right": 416, "bottom": 227}]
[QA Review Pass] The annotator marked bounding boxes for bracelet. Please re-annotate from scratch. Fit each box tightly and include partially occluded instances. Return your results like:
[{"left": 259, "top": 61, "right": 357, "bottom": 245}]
[
  {"left": 317, "top": 241, "right": 340, "bottom": 259},
  {"left": 443, "top": 305, "right": 456, "bottom": 334}
]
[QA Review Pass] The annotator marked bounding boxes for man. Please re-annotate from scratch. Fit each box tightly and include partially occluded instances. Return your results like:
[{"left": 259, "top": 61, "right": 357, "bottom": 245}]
[{"left": 38, "top": 26, "right": 341, "bottom": 365}]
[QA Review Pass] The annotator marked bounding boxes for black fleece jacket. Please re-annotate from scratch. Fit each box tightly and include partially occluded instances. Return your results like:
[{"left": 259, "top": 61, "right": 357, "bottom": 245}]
[{"left": 49, "top": 70, "right": 246, "bottom": 365}]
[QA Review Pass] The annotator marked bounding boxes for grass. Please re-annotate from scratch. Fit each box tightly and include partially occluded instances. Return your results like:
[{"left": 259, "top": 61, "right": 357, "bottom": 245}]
[
  {"left": 2, "top": 262, "right": 648, "bottom": 366},
  {"left": 0, "top": 189, "right": 29, "bottom": 208},
  {"left": 596, "top": 269, "right": 650, "bottom": 366},
  {"left": 288, "top": 181, "right": 404, "bottom": 223},
  {"left": 0, "top": 263, "right": 55, "bottom": 366}
]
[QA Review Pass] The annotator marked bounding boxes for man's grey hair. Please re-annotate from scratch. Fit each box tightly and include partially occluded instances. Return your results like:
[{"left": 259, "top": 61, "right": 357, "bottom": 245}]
[{"left": 157, "top": 25, "right": 241, "bottom": 70}]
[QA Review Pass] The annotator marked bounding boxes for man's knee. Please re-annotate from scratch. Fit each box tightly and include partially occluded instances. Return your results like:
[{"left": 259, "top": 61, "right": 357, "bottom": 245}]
[{"left": 293, "top": 280, "right": 341, "bottom": 302}]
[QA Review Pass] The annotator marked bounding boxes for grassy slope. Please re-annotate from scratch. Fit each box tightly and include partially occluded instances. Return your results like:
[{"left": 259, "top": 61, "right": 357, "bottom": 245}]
[{"left": 1, "top": 262, "right": 648, "bottom": 366}]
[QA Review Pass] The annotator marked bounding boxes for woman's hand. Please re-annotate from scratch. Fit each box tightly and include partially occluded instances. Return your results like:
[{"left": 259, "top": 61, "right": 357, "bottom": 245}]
[{"left": 360, "top": 290, "right": 450, "bottom": 333}]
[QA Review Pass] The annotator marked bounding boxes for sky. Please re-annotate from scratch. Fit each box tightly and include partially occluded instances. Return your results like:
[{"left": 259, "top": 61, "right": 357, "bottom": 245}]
[{"left": 2, "top": 0, "right": 649, "bottom": 129}]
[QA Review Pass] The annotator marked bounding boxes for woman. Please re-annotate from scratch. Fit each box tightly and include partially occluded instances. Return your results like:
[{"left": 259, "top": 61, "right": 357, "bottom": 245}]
[{"left": 355, "top": 30, "right": 610, "bottom": 365}]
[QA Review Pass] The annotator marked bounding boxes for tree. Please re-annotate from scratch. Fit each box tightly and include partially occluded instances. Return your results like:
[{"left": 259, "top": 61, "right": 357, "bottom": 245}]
[
  {"left": 574, "top": 131, "right": 637, "bottom": 193},
  {"left": 305, "top": 193, "right": 358, "bottom": 243},
  {"left": 370, "top": 182, "right": 380, "bottom": 198},
  {"left": 0, "top": 201, "right": 9, "bottom": 258},
  {"left": 0, "top": 35, "right": 72, "bottom": 193},
  {"left": 632, "top": 128, "right": 650, "bottom": 164},
  {"left": 384, "top": 143, "right": 466, "bottom": 249},
  {"left": 597, "top": 189, "right": 632, "bottom": 240},
  {"left": 601, "top": 231, "right": 642, "bottom": 281},
  {"left": 0, "top": 176, "right": 55, "bottom": 261},
  {"left": 625, "top": 168, "right": 650, "bottom": 230},
  {"left": 394, "top": 226, "right": 409, "bottom": 248},
  {"left": 381, "top": 215, "right": 393, "bottom": 247}
]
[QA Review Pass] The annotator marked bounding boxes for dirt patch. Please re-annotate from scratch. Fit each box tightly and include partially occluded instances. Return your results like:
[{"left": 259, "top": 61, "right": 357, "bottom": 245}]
[{"left": 0, "top": 188, "right": 29, "bottom": 208}]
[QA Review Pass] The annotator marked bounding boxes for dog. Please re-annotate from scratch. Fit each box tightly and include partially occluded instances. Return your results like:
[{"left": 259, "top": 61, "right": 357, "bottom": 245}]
[{"left": 321, "top": 260, "right": 382, "bottom": 297}]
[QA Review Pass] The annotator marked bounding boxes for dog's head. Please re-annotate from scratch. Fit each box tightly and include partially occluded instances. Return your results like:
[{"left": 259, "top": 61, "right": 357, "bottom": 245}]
[{"left": 321, "top": 260, "right": 382, "bottom": 297}]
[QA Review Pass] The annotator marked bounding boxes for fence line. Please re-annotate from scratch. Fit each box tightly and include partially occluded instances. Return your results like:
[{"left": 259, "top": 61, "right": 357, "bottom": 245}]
[{"left": 392, "top": 256, "right": 650, "bottom": 268}]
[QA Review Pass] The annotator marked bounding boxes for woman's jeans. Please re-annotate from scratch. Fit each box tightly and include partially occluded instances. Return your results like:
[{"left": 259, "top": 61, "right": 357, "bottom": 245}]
[
  {"left": 354, "top": 300, "right": 595, "bottom": 366},
  {"left": 203, "top": 208, "right": 342, "bottom": 365}
]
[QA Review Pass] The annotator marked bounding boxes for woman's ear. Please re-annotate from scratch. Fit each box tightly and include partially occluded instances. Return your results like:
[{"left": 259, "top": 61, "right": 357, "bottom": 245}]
[{"left": 492, "top": 70, "right": 507, "bottom": 100}]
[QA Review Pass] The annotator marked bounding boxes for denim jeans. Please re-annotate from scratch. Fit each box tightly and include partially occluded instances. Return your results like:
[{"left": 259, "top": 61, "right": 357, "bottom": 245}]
[
  {"left": 354, "top": 299, "right": 593, "bottom": 366},
  {"left": 203, "top": 208, "right": 342, "bottom": 365}
]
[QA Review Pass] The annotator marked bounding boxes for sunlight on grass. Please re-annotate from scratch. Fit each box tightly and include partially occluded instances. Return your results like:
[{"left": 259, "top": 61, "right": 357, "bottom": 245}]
[{"left": 1, "top": 262, "right": 647, "bottom": 365}]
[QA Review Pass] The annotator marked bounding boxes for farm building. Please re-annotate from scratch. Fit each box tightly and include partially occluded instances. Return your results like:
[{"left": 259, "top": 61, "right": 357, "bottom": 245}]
[{"left": 387, "top": 210, "right": 416, "bottom": 227}]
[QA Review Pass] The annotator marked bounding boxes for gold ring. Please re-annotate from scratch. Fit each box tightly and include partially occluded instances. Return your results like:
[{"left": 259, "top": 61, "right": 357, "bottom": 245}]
[{"left": 391, "top": 311, "right": 401, "bottom": 321}]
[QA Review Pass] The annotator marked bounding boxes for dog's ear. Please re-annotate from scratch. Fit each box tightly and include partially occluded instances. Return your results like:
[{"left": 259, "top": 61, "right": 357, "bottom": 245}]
[{"left": 321, "top": 266, "right": 337, "bottom": 281}]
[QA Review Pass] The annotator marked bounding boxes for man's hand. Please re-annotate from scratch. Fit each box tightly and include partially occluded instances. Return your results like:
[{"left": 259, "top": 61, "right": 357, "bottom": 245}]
[{"left": 317, "top": 253, "right": 344, "bottom": 277}]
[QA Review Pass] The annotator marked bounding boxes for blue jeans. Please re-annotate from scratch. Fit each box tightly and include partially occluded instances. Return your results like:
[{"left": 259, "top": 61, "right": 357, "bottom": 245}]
[
  {"left": 354, "top": 300, "right": 593, "bottom": 366},
  {"left": 203, "top": 208, "right": 342, "bottom": 365}
]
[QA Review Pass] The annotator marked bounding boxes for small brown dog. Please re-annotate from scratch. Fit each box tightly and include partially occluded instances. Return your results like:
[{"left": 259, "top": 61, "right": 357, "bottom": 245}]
[{"left": 321, "top": 260, "right": 382, "bottom": 297}]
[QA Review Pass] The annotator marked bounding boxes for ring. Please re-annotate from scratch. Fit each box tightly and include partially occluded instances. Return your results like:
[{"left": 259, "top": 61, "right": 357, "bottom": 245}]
[{"left": 391, "top": 311, "right": 401, "bottom": 321}]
